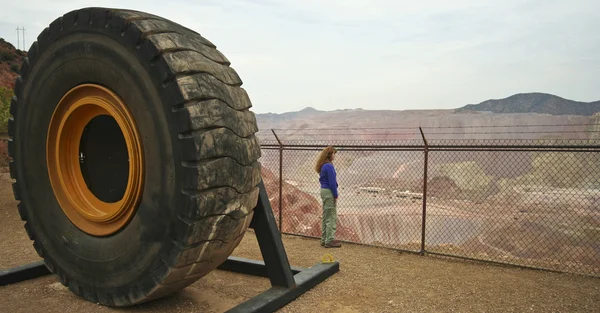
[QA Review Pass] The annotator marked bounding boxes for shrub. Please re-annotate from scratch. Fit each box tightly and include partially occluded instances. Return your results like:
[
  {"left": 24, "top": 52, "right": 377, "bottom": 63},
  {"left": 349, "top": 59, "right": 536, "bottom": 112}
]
[
  {"left": 0, "top": 87, "right": 12, "bottom": 133},
  {"left": 0, "top": 51, "right": 15, "bottom": 62}
]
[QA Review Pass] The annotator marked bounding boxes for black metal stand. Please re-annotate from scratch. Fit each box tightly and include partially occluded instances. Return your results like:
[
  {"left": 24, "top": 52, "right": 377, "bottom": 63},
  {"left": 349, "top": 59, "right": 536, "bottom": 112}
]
[{"left": 0, "top": 180, "right": 339, "bottom": 313}]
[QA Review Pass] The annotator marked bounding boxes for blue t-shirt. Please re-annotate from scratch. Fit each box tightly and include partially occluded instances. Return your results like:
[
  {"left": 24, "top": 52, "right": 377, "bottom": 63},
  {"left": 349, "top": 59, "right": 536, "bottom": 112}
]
[{"left": 319, "top": 162, "right": 339, "bottom": 198}]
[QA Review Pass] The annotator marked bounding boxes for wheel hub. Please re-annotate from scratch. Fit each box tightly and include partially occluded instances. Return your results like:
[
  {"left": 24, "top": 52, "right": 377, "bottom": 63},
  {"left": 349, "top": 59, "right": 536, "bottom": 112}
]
[{"left": 46, "top": 84, "right": 144, "bottom": 236}]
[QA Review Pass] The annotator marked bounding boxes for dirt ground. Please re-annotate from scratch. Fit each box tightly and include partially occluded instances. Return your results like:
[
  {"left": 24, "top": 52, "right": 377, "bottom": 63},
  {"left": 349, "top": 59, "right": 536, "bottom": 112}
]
[{"left": 1, "top": 173, "right": 599, "bottom": 313}]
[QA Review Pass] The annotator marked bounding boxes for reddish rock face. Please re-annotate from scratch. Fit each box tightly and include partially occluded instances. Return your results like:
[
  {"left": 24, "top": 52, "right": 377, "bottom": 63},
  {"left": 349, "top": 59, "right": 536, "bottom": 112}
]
[
  {"left": 0, "top": 39, "right": 26, "bottom": 90},
  {"left": 261, "top": 166, "right": 359, "bottom": 242}
]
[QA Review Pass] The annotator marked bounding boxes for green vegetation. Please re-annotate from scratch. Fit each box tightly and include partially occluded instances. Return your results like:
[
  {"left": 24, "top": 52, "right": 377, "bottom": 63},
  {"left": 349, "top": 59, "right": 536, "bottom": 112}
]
[
  {"left": 0, "top": 50, "right": 15, "bottom": 62},
  {"left": 0, "top": 86, "right": 11, "bottom": 132}
]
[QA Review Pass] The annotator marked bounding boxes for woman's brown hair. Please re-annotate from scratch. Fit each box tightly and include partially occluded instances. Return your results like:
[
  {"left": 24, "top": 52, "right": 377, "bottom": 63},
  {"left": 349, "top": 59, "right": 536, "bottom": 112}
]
[{"left": 315, "top": 146, "right": 337, "bottom": 173}]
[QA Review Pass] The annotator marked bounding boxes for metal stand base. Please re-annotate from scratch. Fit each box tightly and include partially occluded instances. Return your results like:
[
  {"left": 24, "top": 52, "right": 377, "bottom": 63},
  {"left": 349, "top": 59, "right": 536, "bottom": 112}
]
[{"left": 0, "top": 180, "right": 339, "bottom": 313}]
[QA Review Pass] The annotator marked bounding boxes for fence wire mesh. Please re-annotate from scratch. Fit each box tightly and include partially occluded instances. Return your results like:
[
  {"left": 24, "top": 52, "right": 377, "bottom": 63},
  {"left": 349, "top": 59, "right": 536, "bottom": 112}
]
[
  {"left": 425, "top": 148, "right": 600, "bottom": 276},
  {"left": 259, "top": 127, "right": 600, "bottom": 277},
  {"left": 278, "top": 148, "right": 425, "bottom": 252},
  {"left": 257, "top": 147, "right": 281, "bottom": 229}
]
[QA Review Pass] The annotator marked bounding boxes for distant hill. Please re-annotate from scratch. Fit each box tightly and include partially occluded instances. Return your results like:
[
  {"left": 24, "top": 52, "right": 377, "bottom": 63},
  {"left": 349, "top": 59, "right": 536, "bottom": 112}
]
[
  {"left": 0, "top": 38, "right": 26, "bottom": 89},
  {"left": 254, "top": 93, "right": 599, "bottom": 143},
  {"left": 455, "top": 93, "right": 600, "bottom": 116},
  {"left": 257, "top": 107, "right": 322, "bottom": 125}
]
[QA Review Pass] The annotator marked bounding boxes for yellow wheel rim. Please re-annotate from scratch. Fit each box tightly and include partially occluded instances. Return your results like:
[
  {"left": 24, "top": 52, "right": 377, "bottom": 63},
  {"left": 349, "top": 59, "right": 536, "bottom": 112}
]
[{"left": 46, "top": 84, "right": 144, "bottom": 236}]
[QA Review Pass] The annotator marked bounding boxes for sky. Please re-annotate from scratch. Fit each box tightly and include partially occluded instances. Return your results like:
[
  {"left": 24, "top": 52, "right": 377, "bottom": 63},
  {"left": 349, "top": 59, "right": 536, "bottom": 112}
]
[{"left": 0, "top": 0, "right": 599, "bottom": 114}]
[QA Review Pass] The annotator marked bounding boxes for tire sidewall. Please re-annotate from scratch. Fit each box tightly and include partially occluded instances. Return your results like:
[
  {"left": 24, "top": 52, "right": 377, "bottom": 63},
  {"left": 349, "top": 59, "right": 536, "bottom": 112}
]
[{"left": 16, "top": 30, "right": 177, "bottom": 289}]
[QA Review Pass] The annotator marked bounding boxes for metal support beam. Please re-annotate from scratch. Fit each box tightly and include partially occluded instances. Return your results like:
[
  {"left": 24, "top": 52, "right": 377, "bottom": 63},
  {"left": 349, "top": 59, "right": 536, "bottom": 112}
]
[
  {"left": 0, "top": 261, "right": 49, "bottom": 286},
  {"left": 225, "top": 262, "right": 339, "bottom": 313},
  {"left": 271, "top": 129, "right": 284, "bottom": 234},
  {"left": 249, "top": 180, "right": 296, "bottom": 288},
  {"left": 419, "top": 127, "right": 428, "bottom": 255},
  {"left": 217, "top": 256, "right": 303, "bottom": 277}
]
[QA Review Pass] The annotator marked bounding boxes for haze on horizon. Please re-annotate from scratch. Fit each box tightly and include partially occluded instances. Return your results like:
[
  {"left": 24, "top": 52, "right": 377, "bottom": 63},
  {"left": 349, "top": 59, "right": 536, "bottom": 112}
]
[{"left": 1, "top": 0, "right": 598, "bottom": 114}]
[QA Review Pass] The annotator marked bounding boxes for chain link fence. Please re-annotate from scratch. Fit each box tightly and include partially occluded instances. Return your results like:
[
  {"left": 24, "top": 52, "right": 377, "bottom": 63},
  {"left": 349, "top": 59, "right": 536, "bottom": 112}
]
[{"left": 257, "top": 127, "right": 600, "bottom": 277}]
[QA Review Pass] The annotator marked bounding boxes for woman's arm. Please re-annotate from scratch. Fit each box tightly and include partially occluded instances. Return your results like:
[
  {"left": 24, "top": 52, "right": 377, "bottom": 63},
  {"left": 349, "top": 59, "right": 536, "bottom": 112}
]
[{"left": 325, "top": 163, "right": 338, "bottom": 199}]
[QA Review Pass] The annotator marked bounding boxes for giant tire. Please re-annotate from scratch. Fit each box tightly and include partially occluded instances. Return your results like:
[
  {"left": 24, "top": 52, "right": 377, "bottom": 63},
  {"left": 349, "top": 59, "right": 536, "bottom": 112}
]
[{"left": 8, "top": 7, "right": 261, "bottom": 306}]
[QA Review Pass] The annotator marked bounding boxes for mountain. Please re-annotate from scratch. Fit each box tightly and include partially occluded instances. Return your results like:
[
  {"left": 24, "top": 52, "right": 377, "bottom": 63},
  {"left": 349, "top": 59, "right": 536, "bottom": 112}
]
[
  {"left": 0, "top": 38, "right": 26, "bottom": 89},
  {"left": 455, "top": 93, "right": 600, "bottom": 116},
  {"left": 256, "top": 108, "right": 591, "bottom": 142},
  {"left": 255, "top": 93, "right": 600, "bottom": 143},
  {"left": 257, "top": 106, "right": 322, "bottom": 127},
  {"left": 254, "top": 94, "right": 600, "bottom": 144}
]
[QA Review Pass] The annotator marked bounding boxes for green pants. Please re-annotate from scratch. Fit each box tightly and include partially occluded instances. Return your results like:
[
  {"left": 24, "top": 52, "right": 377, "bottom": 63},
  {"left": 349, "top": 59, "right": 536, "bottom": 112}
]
[{"left": 320, "top": 188, "right": 337, "bottom": 245}]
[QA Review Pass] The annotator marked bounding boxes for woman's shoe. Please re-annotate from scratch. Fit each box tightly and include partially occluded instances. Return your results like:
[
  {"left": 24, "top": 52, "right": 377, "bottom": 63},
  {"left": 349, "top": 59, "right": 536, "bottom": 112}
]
[{"left": 324, "top": 240, "right": 342, "bottom": 248}]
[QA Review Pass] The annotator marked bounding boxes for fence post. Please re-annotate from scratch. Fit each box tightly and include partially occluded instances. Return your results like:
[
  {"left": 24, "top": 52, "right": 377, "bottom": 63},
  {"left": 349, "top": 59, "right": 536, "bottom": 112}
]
[
  {"left": 419, "top": 127, "right": 428, "bottom": 255},
  {"left": 271, "top": 129, "right": 284, "bottom": 235}
]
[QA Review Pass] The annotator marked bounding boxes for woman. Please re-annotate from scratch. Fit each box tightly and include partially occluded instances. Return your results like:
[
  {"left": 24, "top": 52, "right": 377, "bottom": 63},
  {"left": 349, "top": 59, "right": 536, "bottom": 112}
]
[{"left": 315, "top": 146, "right": 342, "bottom": 248}]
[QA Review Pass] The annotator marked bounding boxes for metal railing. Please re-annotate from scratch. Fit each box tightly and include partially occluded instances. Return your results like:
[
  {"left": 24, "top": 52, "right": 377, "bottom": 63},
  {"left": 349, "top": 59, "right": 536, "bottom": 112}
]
[{"left": 257, "top": 127, "right": 600, "bottom": 277}]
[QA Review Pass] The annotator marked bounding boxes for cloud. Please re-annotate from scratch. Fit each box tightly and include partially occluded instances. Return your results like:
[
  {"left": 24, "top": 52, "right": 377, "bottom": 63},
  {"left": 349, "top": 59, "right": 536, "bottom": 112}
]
[{"left": 1, "top": 0, "right": 598, "bottom": 113}]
